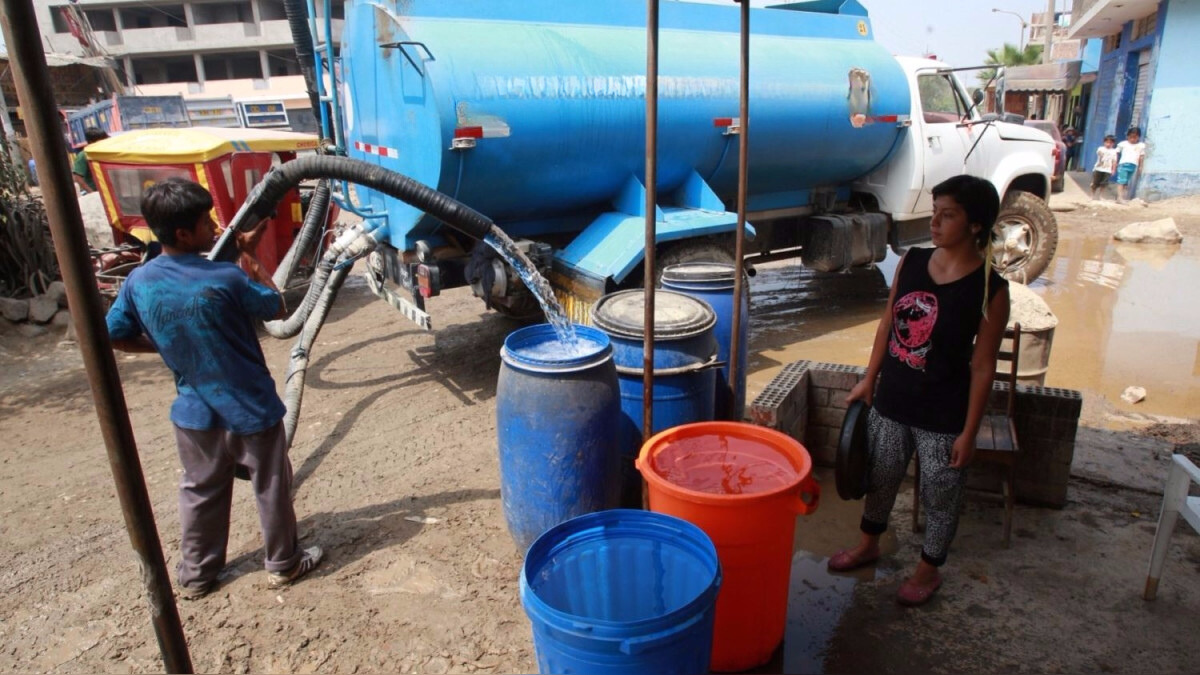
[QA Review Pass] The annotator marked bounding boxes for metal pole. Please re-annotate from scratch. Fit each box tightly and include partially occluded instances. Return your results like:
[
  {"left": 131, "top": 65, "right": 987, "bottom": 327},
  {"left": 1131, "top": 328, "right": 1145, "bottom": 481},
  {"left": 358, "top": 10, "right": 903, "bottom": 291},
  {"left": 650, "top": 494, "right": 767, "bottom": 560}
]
[
  {"left": 642, "top": 0, "right": 660, "bottom": 442},
  {"left": 727, "top": 0, "right": 750, "bottom": 421},
  {"left": 0, "top": 1, "right": 193, "bottom": 672}
]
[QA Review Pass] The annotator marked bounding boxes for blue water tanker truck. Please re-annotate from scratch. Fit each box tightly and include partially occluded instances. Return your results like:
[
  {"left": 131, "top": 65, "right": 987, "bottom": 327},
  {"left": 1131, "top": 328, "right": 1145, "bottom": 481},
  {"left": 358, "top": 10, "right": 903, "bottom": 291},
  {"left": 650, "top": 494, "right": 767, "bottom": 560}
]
[{"left": 299, "top": 0, "right": 1058, "bottom": 328}]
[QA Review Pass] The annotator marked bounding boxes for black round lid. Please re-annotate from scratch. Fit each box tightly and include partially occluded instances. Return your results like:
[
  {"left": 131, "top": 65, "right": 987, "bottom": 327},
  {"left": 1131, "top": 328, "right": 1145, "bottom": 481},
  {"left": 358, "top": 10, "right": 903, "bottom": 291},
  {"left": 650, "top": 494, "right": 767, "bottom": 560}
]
[
  {"left": 591, "top": 289, "right": 716, "bottom": 340},
  {"left": 661, "top": 262, "right": 737, "bottom": 284},
  {"left": 835, "top": 400, "right": 872, "bottom": 501}
]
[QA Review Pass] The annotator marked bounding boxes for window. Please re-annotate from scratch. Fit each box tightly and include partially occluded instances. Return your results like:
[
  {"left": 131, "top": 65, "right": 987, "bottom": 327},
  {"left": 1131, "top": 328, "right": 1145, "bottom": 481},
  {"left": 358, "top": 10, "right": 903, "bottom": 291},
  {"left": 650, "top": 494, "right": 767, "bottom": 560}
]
[
  {"left": 105, "top": 166, "right": 194, "bottom": 217},
  {"left": 192, "top": 2, "right": 253, "bottom": 26},
  {"left": 118, "top": 6, "right": 187, "bottom": 30},
  {"left": 265, "top": 50, "right": 302, "bottom": 77},
  {"left": 84, "top": 10, "right": 116, "bottom": 32},
  {"left": 918, "top": 74, "right": 967, "bottom": 124},
  {"left": 1103, "top": 32, "right": 1122, "bottom": 53},
  {"left": 130, "top": 55, "right": 197, "bottom": 84},
  {"left": 1132, "top": 12, "right": 1158, "bottom": 41},
  {"left": 202, "top": 53, "right": 264, "bottom": 81}
]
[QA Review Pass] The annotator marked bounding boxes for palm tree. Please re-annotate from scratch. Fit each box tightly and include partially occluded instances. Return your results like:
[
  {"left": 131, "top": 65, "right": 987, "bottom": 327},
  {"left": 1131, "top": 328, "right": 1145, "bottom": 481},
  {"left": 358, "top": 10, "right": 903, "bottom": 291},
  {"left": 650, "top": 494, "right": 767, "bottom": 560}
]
[{"left": 979, "top": 43, "right": 1044, "bottom": 84}]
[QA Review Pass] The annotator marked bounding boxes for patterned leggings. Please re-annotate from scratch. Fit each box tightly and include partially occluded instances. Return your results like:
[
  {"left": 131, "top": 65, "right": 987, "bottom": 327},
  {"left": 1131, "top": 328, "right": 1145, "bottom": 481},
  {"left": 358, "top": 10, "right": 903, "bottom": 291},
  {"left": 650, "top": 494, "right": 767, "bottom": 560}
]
[{"left": 861, "top": 408, "right": 968, "bottom": 567}]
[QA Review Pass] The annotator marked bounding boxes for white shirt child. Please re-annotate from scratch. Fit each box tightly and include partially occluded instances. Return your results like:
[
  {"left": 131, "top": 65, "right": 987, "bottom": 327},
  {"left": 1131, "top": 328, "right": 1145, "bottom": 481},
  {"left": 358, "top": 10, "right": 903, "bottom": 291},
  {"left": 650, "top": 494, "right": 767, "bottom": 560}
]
[{"left": 1116, "top": 140, "right": 1146, "bottom": 166}]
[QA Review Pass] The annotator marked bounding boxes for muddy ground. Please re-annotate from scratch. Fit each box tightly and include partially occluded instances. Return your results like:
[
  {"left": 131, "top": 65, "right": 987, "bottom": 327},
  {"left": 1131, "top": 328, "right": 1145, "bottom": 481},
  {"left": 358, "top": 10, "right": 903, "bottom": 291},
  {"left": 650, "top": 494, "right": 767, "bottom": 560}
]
[{"left": 1, "top": 176, "right": 1198, "bottom": 673}]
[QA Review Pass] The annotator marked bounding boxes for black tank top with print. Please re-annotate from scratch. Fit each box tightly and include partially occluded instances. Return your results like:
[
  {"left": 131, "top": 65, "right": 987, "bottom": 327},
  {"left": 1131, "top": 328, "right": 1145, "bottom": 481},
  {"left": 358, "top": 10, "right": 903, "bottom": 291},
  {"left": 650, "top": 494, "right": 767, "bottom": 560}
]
[{"left": 873, "top": 247, "right": 1008, "bottom": 435}]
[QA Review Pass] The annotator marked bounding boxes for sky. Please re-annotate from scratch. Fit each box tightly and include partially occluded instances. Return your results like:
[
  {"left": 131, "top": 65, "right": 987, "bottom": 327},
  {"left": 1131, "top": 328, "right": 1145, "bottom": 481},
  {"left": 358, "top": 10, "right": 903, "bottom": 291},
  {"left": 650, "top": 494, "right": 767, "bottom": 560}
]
[{"left": 689, "top": 0, "right": 1071, "bottom": 68}]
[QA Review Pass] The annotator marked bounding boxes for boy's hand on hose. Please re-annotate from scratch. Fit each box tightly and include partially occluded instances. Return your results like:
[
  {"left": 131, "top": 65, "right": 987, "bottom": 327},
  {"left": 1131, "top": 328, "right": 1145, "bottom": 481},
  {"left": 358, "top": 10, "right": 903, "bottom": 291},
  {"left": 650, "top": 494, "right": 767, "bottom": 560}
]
[
  {"left": 845, "top": 378, "right": 874, "bottom": 407},
  {"left": 950, "top": 433, "right": 976, "bottom": 469},
  {"left": 235, "top": 218, "right": 268, "bottom": 254}
]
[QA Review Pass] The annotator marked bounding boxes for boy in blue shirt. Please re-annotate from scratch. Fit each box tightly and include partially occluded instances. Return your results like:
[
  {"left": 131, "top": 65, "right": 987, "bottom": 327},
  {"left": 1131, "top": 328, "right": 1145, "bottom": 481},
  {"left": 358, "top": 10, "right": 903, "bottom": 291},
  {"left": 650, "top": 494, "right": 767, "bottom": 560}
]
[{"left": 106, "top": 178, "right": 322, "bottom": 599}]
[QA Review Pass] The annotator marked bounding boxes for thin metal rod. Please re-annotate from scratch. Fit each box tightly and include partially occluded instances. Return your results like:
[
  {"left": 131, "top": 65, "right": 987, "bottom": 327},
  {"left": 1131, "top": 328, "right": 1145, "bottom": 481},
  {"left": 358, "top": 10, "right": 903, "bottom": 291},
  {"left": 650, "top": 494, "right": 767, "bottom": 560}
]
[
  {"left": 728, "top": 0, "right": 750, "bottom": 421},
  {"left": 0, "top": 1, "right": 193, "bottom": 671},
  {"left": 642, "top": 0, "right": 660, "bottom": 442}
]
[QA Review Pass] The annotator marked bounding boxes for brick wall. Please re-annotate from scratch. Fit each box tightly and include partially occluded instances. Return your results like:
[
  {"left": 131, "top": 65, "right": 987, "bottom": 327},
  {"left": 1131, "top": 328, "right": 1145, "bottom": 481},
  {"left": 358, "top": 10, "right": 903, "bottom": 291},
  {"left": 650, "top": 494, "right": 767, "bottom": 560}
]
[{"left": 750, "top": 361, "right": 1083, "bottom": 508}]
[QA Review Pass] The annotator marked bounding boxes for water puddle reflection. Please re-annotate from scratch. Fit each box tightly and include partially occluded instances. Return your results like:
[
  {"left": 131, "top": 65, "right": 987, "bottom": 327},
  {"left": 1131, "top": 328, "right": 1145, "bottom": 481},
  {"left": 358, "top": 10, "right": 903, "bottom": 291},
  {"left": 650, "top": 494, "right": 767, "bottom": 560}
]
[{"left": 747, "top": 232, "right": 1200, "bottom": 422}]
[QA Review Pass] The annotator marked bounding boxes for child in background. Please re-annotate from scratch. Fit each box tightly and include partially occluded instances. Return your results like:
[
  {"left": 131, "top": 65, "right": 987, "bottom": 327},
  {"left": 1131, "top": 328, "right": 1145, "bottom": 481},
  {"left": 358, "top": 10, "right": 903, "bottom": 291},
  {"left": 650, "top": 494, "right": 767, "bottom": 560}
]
[
  {"left": 1115, "top": 127, "right": 1147, "bottom": 203},
  {"left": 1092, "top": 135, "right": 1119, "bottom": 200}
]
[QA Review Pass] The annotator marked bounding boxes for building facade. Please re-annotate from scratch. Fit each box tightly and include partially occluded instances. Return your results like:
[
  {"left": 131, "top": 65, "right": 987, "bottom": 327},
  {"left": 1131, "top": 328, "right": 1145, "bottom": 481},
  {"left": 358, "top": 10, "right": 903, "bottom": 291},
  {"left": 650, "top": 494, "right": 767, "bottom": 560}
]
[
  {"left": 32, "top": 0, "right": 343, "bottom": 132},
  {"left": 1070, "top": 0, "right": 1200, "bottom": 199}
]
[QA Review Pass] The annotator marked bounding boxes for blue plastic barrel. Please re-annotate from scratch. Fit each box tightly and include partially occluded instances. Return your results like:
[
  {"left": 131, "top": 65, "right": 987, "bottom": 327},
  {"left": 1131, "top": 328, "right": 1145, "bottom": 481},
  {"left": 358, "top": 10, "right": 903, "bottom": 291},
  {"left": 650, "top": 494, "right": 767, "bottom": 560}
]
[
  {"left": 662, "top": 263, "right": 749, "bottom": 421},
  {"left": 498, "top": 324, "right": 621, "bottom": 551},
  {"left": 592, "top": 290, "right": 718, "bottom": 508},
  {"left": 521, "top": 509, "right": 722, "bottom": 675}
]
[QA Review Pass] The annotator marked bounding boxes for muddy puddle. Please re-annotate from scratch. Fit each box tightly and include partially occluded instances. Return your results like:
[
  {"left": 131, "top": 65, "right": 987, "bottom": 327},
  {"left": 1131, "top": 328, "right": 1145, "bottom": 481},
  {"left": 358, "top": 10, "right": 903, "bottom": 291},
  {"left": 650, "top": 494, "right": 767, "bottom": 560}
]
[{"left": 746, "top": 232, "right": 1200, "bottom": 423}]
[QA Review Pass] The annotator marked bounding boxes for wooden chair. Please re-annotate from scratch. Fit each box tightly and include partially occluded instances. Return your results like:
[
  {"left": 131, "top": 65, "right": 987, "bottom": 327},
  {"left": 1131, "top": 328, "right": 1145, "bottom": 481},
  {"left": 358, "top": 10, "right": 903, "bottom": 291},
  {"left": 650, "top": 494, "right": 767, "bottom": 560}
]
[{"left": 912, "top": 323, "right": 1022, "bottom": 547}]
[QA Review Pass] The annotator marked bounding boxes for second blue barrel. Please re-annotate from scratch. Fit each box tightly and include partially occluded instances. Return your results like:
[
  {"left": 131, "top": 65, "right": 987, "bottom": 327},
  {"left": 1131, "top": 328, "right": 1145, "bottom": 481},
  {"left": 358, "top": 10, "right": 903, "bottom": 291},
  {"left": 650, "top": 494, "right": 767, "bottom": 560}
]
[
  {"left": 661, "top": 263, "right": 749, "bottom": 421},
  {"left": 497, "top": 324, "right": 621, "bottom": 551},
  {"left": 592, "top": 290, "right": 718, "bottom": 508}
]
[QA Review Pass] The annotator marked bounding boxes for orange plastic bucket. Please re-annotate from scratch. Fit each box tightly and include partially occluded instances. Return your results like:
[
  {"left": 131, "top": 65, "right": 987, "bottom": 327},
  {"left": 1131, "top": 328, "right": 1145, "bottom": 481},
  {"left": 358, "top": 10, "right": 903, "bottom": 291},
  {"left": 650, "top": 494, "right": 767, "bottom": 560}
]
[{"left": 636, "top": 422, "right": 820, "bottom": 672}]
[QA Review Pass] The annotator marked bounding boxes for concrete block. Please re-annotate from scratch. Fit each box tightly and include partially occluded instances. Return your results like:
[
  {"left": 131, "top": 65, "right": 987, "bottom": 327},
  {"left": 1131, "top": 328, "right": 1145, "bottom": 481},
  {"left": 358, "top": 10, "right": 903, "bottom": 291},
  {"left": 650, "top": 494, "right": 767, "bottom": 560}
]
[
  {"left": 812, "top": 406, "right": 848, "bottom": 429},
  {"left": 828, "top": 391, "right": 850, "bottom": 410},
  {"left": 810, "top": 387, "right": 829, "bottom": 408},
  {"left": 750, "top": 360, "right": 812, "bottom": 430},
  {"left": 809, "top": 363, "right": 864, "bottom": 390}
]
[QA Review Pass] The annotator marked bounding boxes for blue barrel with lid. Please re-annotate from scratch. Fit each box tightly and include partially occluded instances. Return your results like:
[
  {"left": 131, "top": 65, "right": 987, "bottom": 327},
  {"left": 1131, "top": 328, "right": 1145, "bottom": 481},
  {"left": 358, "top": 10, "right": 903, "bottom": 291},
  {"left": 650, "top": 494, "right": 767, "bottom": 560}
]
[
  {"left": 497, "top": 324, "right": 621, "bottom": 551},
  {"left": 591, "top": 290, "right": 718, "bottom": 508},
  {"left": 521, "top": 509, "right": 722, "bottom": 675},
  {"left": 661, "top": 262, "right": 749, "bottom": 421}
]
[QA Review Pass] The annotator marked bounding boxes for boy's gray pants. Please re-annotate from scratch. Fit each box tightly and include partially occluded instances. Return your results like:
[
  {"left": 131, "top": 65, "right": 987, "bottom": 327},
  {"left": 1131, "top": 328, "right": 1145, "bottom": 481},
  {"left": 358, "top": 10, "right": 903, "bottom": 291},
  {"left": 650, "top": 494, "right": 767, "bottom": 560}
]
[{"left": 174, "top": 422, "right": 301, "bottom": 590}]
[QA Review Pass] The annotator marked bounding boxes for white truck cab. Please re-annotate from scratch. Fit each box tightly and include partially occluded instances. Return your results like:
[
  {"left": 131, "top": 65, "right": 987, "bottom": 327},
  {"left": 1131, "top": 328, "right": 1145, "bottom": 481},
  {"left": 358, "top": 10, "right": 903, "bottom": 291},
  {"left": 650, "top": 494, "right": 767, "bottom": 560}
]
[{"left": 857, "top": 58, "right": 1059, "bottom": 282}]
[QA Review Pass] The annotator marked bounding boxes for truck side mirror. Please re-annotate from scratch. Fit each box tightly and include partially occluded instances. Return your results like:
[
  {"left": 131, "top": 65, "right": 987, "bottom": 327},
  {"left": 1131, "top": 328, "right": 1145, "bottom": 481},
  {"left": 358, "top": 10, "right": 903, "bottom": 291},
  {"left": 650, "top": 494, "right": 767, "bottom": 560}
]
[{"left": 972, "top": 89, "right": 985, "bottom": 105}]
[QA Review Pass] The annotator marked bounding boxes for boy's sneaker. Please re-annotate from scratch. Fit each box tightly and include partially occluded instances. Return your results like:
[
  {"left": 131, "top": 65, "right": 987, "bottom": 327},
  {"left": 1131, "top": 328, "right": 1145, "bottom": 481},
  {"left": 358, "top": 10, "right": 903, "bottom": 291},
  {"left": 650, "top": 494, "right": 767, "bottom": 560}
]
[{"left": 267, "top": 546, "right": 324, "bottom": 589}]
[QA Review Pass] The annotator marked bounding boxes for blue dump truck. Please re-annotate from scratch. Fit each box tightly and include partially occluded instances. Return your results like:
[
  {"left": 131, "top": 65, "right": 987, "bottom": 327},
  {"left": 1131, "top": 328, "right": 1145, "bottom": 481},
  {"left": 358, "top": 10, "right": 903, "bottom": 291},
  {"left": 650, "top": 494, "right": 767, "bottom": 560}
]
[{"left": 297, "top": 0, "right": 1058, "bottom": 328}]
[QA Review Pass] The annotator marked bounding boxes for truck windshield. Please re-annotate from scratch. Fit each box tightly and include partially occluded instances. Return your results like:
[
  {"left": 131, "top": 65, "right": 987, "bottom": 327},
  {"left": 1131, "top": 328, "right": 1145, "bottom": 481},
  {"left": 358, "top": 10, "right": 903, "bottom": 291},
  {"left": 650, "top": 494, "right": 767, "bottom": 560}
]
[{"left": 917, "top": 74, "right": 970, "bottom": 125}]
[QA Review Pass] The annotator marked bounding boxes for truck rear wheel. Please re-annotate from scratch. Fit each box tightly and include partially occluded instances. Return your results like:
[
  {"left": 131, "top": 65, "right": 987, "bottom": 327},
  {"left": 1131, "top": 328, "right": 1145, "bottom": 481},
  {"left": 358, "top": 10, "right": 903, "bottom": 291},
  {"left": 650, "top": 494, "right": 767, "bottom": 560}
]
[{"left": 993, "top": 191, "right": 1058, "bottom": 284}]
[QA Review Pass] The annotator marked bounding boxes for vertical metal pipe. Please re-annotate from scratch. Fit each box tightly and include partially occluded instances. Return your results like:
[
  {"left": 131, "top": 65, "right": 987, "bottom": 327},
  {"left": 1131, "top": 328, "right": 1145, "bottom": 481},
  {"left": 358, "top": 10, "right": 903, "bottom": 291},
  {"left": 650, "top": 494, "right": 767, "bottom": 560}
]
[
  {"left": 0, "top": 1, "right": 193, "bottom": 672},
  {"left": 728, "top": 0, "right": 750, "bottom": 421},
  {"left": 642, "top": 0, "right": 660, "bottom": 442}
]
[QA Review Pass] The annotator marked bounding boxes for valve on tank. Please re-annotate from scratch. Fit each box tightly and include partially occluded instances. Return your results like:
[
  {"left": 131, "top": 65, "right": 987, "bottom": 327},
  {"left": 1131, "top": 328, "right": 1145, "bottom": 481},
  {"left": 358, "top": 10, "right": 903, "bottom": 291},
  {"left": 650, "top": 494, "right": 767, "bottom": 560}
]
[{"left": 466, "top": 239, "right": 553, "bottom": 316}]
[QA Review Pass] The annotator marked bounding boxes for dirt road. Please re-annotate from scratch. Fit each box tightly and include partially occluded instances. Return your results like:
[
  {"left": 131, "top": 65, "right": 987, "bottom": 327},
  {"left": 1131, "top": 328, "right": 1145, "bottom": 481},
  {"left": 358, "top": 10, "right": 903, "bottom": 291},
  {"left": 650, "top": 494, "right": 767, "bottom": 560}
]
[{"left": 1, "top": 188, "right": 1198, "bottom": 673}]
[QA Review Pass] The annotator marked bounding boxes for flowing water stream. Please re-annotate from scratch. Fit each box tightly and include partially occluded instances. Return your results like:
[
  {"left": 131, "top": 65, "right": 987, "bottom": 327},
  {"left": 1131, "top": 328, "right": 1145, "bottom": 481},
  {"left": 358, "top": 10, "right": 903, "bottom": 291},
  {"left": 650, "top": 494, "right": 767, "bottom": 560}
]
[{"left": 484, "top": 227, "right": 578, "bottom": 347}]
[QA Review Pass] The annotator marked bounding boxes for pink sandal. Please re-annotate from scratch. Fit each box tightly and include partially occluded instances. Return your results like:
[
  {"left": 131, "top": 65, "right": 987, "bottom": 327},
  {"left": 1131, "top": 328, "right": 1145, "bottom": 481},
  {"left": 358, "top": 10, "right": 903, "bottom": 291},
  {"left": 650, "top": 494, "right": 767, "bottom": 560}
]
[
  {"left": 897, "top": 575, "right": 942, "bottom": 606},
  {"left": 827, "top": 548, "right": 881, "bottom": 572}
]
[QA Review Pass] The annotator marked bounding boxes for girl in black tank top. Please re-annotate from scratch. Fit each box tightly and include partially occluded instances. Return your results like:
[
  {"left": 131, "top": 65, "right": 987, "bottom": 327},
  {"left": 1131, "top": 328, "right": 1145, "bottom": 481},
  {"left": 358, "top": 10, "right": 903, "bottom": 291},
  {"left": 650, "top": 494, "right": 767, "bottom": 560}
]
[{"left": 827, "top": 175, "right": 1012, "bottom": 607}]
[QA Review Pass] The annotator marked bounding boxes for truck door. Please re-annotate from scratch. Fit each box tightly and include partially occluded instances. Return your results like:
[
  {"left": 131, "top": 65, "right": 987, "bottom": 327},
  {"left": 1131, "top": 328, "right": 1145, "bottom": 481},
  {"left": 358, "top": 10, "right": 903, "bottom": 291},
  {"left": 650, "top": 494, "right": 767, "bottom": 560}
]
[{"left": 914, "top": 73, "right": 973, "bottom": 213}]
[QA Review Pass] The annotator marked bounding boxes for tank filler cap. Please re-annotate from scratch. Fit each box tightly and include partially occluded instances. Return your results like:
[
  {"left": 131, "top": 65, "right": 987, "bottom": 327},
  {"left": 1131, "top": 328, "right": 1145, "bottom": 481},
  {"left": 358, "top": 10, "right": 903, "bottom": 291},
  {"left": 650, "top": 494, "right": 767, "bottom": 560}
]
[{"left": 591, "top": 289, "right": 716, "bottom": 341}]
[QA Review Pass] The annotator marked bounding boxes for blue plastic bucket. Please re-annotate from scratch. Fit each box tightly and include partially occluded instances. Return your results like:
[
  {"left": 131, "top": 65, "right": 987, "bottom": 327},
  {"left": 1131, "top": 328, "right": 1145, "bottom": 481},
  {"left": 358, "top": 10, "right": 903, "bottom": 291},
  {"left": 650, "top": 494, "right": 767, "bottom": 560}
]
[
  {"left": 591, "top": 290, "right": 718, "bottom": 508},
  {"left": 498, "top": 324, "right": 621, "bottom": 551},
  {"left": 521, "top": 509, "right": 722, "bottom": 675},
  {"left": 662, "top": 263, "right": 750, "bottom": 421}
]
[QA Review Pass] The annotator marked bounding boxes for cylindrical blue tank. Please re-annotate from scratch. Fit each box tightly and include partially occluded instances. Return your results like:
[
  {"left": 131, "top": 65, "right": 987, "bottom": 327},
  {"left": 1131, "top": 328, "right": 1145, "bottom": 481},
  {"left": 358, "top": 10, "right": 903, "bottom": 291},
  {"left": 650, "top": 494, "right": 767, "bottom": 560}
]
[
  {"left": 341, "top": 0, "right": 911, "bottom": 248},
  {"left": 497, "top": 324, "right": 621, "bottom": 552},
  {"left": 661, "top": 263, "right": 749, "bottom": 421},
  {"left": 591, "top": 290, "right": 717, "bottom": 508},
  {"left": 521, "top": 510, "right": 722, "bottom": 675}
]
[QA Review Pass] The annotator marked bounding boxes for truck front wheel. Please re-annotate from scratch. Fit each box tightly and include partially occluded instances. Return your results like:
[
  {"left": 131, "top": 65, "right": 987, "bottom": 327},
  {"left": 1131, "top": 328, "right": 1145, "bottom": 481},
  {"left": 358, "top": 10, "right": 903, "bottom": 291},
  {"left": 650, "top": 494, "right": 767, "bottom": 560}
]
[{"left": 992, "top": 191, "right": 1058, "bottom": 284}]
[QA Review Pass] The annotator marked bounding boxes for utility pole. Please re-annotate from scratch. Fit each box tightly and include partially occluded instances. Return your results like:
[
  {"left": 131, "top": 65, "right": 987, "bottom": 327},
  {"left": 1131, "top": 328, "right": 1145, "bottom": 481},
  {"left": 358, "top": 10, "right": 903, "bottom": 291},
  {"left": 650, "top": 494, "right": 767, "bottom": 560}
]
[{"left": 1043, "top": 0, "right": 1056, "bottom": 64}]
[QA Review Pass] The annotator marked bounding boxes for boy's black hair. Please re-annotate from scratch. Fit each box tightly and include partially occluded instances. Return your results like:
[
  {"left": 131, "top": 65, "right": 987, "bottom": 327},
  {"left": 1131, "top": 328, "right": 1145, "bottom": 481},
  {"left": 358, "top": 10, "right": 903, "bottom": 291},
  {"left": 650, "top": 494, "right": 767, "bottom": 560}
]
[
  {"left": 141, "top": 178, "right": 214, "bottom": 247},
  {"left": 1104, "top": 134, "right": 1118, "bottom": 142},
  {"left": 1127, "top": 126, "right": 1142, "bottom": 137},
  {"left": 83, "top": 127, "right": 109, "bottom": 144},
  {"left": 930, "top": 175, "right": 999, "bottom": 249}
]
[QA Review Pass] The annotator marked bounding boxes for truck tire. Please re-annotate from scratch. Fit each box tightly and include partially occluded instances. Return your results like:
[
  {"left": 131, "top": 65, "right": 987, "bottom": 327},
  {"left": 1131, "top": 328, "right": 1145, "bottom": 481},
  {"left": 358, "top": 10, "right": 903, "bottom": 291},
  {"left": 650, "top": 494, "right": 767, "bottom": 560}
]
[
  {"left": 993, "top": 191, "right": 1058, "bottom": 284},
  {"left": 656, "top": 237, "right": 737, "bottom": 281}
]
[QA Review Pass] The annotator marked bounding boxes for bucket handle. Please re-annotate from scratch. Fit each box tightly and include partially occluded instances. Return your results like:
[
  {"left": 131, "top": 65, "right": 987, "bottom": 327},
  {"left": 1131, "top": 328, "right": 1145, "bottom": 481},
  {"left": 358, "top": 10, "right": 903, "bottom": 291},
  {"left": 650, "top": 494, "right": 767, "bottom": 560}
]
[
  {"left": 614, "top": 354, "right": 724, "bottom": 377},
  {"left": 792, "top": 475, "right": 821, "bottom": 515}
]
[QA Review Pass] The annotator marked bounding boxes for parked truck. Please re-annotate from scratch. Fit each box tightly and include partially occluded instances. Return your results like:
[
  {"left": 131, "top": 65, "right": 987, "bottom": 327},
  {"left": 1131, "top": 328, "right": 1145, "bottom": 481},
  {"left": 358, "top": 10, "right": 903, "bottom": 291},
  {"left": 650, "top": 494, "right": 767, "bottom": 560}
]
[{"left": 292, "top": 0, "right": 1058, "bottom": 328}]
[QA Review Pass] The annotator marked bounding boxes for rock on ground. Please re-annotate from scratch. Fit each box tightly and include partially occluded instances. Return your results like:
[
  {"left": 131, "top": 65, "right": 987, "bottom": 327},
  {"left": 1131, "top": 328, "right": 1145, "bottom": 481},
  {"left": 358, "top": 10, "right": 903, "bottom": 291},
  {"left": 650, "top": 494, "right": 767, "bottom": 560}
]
[
  {"left": 28, "top": 296, "right": 59, "bottom": 324},
  {"left": 1008, "top": 283, "right": 1058, "bottom": 332},
  {"left": 0, "top": 297, "right": 29, "bottom": 323},
  {"left": 1113, "top": 217, "right": 1183, "bottom": 244},
  {"left": 46, "top": 280, "right": 68, "bottom": 308}
]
